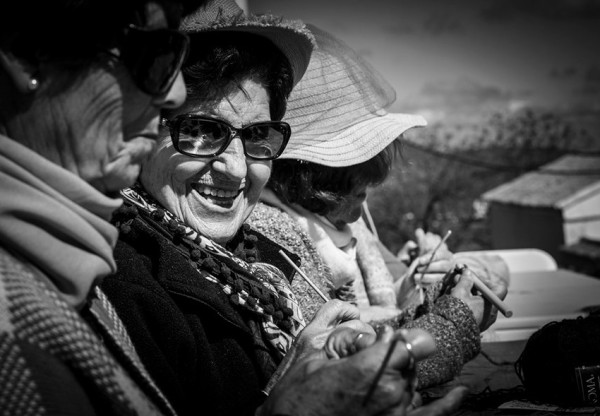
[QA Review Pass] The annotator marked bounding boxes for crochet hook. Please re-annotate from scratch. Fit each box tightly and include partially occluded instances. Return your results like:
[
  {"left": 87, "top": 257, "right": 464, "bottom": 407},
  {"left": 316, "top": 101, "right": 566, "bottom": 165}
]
[{"left": 279, "top": 250, "right": 329, "bottom": 302}]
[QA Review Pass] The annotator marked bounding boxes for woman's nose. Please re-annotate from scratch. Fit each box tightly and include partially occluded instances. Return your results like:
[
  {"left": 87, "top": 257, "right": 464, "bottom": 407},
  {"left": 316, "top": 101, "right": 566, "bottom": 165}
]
[
  {"left": 154, "top": 72, "right": 186, "bottom": 109},
  {"left": 211, "top": 136, "right": 247, "bottom": 179}
]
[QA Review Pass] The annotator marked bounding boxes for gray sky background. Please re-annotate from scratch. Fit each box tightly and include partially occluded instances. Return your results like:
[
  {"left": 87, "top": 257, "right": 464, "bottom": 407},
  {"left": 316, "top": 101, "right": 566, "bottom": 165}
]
[{"left": 249, "top": 0, "right": 600, "bottom": 135}]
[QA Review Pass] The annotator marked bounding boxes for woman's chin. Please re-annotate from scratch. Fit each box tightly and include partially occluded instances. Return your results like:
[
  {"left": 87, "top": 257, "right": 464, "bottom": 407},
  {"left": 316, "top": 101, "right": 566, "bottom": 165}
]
[{"left": 186, "top": 192, "right": 246, "bottom": 243}]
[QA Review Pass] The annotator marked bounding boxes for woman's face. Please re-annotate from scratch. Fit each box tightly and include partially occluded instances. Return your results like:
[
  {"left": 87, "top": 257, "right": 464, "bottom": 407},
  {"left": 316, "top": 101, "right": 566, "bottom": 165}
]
[
  {"left": 57, "top": 2, "right": 186, "bottom": 195},
  {"left": 141, "top": 78, "right": 272, "bottom": 244},
  {"left": 325, "top": 185, "right": 368, "bottom": 229}
]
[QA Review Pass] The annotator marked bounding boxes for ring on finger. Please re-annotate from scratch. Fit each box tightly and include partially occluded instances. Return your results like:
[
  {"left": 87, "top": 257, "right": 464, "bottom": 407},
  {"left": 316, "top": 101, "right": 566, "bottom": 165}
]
[{"left": 395, "top": 332, "right": 416, "bottom": 372}]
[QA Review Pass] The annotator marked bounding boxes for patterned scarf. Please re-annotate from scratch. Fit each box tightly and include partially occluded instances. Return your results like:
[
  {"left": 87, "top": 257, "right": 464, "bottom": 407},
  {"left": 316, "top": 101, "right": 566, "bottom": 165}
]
[{"left": 117, "top": 186, "right": 306, "bottom": 356}]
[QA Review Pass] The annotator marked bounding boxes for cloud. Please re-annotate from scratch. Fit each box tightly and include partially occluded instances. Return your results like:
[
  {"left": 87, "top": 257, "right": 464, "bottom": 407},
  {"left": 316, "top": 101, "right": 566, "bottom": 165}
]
[
  {"left": 383, "top": 23, "right": 416, "bottom": 36},
  {"left": 395, "top": 78, "right": 523, "bottom": 122},
  {"left": 355, "top": 47, "right": 375, "bottom": 58},
  {"left": 420, "top": 78, "right": 512, "bottom": 107},
  {"left": 422, "top": 13, "right": 464, "bottom": 35},
  {"left": 573, "top": 65, "right": 600, "bottom": 96},
  {"left": 549, "top": 67, "right": 578, "bottom": 79},
  {"left": 481, "top": 0, "right": 600, "bottom": 21},
  {"left": 585, "top": 66, "right": 600, "bottom": 83}
]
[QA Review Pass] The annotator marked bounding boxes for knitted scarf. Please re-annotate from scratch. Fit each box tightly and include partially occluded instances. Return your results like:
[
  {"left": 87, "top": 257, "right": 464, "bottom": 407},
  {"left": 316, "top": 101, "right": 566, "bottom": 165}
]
[
  {"left": 0, "top": 135, "right": 120, "bottom": 308},
  {"left": 118, "top": 186, "right": 306, "bottom": 356},
  {"left": 261, "top": 189, "right": 397, "bottom": 308},
  {"left": 260, "top": 189, "right": 362, "bottom": 290}
]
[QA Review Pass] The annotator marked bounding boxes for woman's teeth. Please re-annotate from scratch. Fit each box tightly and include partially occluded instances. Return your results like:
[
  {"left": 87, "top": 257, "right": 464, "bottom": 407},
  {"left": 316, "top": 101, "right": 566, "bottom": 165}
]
[
  {"left": 194, "top": 184, "right": 241, "bottom": 207},
  {"left": 196, "top": 185, "right": 239, "bottom": 198}
]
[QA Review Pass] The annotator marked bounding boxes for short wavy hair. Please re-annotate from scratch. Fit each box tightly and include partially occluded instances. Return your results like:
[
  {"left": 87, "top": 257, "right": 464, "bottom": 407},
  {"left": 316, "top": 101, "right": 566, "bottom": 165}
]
[
  {"left": 174, "top": 32, "right": 294, "bottom": 121},
  {"left": 269, "top": 139, "right": 402, "bottom": 216}
]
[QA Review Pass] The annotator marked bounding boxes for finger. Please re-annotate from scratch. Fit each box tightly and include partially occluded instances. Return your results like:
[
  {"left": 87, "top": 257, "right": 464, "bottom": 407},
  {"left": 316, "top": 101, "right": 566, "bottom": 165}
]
[
  {"left": 325, "top": 327, "right": 358, "bottom": 359},
  {"left": 399, "top": 240, "right": 418, "bottom": 256},
  {"left": 416, "top": 259, "right": 454, "bottom": 274},
  {"left": 376, "top": 324, "right": 395, "bottom": 342},
  {"left": 355, "top": 332, "right": 377, "bottom": 351},
  {"left": 416, "top": 250, "right": 452, "bottom": 267},
  {"left": 338, "top": 317, "right": 376, "bottom": 332},
  {"left": 418, "top": 273, "right": 446, "bottom": 286},
  {"left": 419, "top": 232, "right": 443, "bottom": 254},
  {"left": 409, "top": 392, "right": 423, "bottom": 411},
  {"left": 397, "top": 329, "right": 436, "bottom": 362},
  {"left": 414, "top": 228, "right": 425, "bottom": 246},
  {"left": 327, "top": 329, "right": 377, "bottom": 357},
  {"left": 408, "top": 386, "right": 468, "bottom": 416},
  {"left": 370, "top": 329, "right": 435, "bottom": 374},
  {"left": 325, "top": 322, "right": 376, "bottom": 357},
  {"left": 312, "top": 299, "right": 360, "bottom": 327},
  {"left": 450, "top": 269, "right": 475, "bottom": 298}
]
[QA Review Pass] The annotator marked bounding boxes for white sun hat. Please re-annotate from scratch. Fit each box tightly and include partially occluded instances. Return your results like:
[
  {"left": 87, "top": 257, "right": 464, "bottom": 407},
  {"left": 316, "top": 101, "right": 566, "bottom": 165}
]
[{"left": 281, "top": 24, "right": 427, "bottom": 167}]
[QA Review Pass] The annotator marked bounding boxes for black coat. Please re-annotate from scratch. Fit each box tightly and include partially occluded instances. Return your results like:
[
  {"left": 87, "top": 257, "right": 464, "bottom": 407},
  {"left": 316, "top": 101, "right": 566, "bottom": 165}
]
[{"left": 102, "top": 214, "right": 299, "bottom": 416}]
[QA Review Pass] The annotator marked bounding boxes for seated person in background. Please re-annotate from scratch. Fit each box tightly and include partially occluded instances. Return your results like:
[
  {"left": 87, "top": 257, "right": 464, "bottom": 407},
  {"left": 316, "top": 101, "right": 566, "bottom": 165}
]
[
  {"left": 247, "top": 24, "right": 509, "bottom": 389},
  {"left": 101, "top": 2, "right": 468, "bottom": 415}
]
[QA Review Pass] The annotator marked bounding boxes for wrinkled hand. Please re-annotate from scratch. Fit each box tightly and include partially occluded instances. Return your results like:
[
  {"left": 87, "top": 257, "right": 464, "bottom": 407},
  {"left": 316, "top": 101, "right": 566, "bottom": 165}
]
[
  {"left": 324, "top": 325, "right": 376, "bottom": 359},
  {"left": 259, "top": 328, "right": 467, "bottom": 416},
  {"left": 408, "top": 386, "right": 468, "bottom": 416},
  {"left": 451, "top": 256, "right": 509, "bottom": 331},
  {"left": 293, "top": 300, "right": 375, "bottom": 363},
  {"left": 395, "top": 229, "right": 455, "bottom": 308},
  {"left": 444, "top": 268, "right": 486, "bottom": 330}
]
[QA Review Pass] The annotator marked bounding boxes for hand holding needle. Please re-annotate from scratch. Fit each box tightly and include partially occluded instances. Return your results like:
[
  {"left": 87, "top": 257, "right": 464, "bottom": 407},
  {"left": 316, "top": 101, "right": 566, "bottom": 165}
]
[{"left": 411, "top": 230, "right": 452, "bottom": 304}]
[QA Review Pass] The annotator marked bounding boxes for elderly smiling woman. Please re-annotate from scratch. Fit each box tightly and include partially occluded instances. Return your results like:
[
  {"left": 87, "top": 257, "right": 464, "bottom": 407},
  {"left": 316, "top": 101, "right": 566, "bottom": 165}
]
[{"left": 99, "top": 2, "right": 383, "bottom": 415}]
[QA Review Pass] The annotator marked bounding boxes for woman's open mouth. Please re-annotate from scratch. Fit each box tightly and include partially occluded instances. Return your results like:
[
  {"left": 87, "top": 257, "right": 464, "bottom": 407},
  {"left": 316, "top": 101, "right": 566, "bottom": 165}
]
[{"left": 191, "top": 184, "right": 243, "bottom": 209}]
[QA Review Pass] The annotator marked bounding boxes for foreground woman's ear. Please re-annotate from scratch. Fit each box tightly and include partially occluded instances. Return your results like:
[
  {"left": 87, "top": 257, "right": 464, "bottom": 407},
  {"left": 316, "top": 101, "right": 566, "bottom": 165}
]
[{"left": 0, "top": 49, "right": 39, "bottom": 94}]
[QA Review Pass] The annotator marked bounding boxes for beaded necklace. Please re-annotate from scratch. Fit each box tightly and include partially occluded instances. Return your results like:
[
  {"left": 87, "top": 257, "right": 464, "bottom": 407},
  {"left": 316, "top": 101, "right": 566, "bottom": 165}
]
[{"left": 112, "top": 186, "right": 305, "bottom": 355}]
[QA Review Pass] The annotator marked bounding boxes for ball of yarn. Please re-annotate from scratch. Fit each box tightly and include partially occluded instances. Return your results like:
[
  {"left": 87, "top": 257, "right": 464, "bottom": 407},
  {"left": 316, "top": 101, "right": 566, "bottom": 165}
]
[{"left": 515, "top": 312, "right": 600, "bottom": 406}]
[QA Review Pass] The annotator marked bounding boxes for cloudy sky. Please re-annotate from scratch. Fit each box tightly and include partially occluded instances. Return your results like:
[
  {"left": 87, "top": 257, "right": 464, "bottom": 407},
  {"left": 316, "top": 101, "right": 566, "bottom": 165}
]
[{"left": 249, "top": 0, "right": 600, "bottom": 134}]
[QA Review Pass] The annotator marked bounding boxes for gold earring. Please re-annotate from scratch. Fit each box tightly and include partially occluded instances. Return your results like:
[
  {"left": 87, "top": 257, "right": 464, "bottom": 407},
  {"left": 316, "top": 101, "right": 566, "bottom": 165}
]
[{"left": 29, "top": 78, "right": 39, "bottom": 91}]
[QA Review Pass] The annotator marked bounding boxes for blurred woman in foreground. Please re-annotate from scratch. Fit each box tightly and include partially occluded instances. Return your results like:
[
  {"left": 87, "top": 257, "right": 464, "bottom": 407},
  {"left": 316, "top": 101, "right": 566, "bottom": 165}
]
[{"left": 0, "top": 0, "right": 201, "bottom": 413}]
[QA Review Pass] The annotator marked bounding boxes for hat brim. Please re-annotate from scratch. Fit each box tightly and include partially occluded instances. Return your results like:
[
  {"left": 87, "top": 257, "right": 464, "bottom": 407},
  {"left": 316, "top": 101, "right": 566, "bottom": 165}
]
[
  {"left": 280, "top": 113, "right": 427, "bottom": 167},
  {"left": 182, "top": 18, "right": 314, "bottom": 87}
]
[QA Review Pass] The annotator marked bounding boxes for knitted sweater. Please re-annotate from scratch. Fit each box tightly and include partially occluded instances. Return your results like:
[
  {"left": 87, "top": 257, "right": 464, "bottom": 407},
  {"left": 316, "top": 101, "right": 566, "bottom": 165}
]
[
  {"left": 0, "top": 246, "right": 175, "bottom": 416},
  {"left": 247, "top": 201, "right": 481, "bottom": 389}
]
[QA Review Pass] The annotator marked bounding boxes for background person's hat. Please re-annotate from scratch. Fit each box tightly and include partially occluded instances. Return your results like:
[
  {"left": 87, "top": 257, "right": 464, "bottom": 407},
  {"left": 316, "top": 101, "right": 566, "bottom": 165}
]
[
  {"left": 281, "top": 24, "right": 427, "bottom": 167},
  {"left": 180, "top": 0, "right": 315, "bottom": 87}
]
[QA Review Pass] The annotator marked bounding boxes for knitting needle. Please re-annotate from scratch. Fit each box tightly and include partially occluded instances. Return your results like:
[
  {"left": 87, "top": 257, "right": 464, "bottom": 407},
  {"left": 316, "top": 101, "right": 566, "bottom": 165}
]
[
  {"left": 362, "top": 331, "right": 415, "bottom": 406},
  {"left": 413, "top": 230, "right": 452, "bottom": 303},
  {"left": 279, "top": 250, "right": 329, "bottom": 302}
]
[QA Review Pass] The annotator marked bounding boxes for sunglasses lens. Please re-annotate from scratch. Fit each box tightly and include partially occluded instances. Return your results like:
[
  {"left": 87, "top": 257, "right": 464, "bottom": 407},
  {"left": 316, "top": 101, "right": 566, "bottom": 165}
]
[
  {"left": 242, "top": 123, "right": 290, "bottom": 159},
  {"left": 123, "top": 27, "right": 189, "bottom": 96},
  {"left": 176, "top": 118, "right": 230, "bottom": 156}
]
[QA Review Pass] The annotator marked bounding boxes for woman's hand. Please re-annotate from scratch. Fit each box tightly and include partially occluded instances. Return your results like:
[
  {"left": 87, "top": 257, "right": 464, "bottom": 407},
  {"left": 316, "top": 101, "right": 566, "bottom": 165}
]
[
  {"left": 293, "top": 300, "right": 375, "bottom": 363},
  {"left": 446, "top": 268, "right": 486, "bottom": 330},
  {"left": 445, "top": 267, "right": 506, "bottom": 332},
  {"left": 453, "top": 254, "right": 509, "bottom": 331},
  {"left": 324, "top": 326, "right": 376, "bottom": 359},
  {"left": 395, "top": 229, "right": 455, "bottom": 308},
  {"left": 258, "top": 327, "right": 468, "bottom": 416}
]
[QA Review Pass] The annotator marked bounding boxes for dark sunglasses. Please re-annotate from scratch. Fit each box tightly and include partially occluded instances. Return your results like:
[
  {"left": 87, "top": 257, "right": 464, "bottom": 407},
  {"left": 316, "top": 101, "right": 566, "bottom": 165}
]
[
  {"left": 161, "top": 115, "right": 292, "bottom": 160},
  {"left": 112, "top": 25, "right": 190, "bottom": 96}
]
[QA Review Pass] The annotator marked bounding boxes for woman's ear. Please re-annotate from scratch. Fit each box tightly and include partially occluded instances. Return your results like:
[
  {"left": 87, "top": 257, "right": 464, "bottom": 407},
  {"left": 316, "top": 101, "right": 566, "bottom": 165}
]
[{"left": 0, "top": 49, "right": 39, "bottom": 94}]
